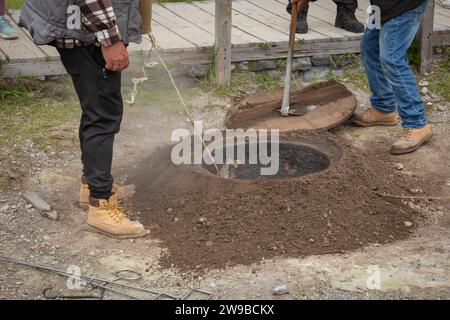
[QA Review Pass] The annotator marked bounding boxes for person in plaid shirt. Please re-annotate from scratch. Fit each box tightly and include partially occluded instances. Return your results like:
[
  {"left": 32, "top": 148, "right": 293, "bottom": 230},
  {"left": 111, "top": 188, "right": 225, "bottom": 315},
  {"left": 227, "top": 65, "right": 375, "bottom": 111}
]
[{"left": 20, "top": 0, "right": 149, "bottom": 239}]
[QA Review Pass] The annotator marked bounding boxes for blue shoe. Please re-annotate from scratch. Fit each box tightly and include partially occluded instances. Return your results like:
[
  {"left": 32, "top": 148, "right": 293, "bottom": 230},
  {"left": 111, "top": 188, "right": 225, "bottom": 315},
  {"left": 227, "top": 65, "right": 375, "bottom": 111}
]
[{"left": 0, "top": 16, "right": 19, "bottom": 40}]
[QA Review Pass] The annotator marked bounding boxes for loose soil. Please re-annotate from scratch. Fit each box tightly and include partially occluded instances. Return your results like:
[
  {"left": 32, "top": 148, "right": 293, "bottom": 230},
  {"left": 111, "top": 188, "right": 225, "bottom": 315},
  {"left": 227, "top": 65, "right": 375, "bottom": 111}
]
[{"left": 127, "top": 130, "right": 432, "bottom": 271}]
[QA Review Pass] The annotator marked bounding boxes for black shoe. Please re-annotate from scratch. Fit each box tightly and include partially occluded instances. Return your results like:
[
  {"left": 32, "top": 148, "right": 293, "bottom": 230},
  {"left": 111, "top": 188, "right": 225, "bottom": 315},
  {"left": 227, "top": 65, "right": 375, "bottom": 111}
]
[
  {"left": 287, "top": 3, "right": 309, "bottom": 34},
  {"left": 296, "top": 6, "right": 309, "bottom": 34},
  {"left": 335, "top": 5, "right": 364, "bottom": 33}
]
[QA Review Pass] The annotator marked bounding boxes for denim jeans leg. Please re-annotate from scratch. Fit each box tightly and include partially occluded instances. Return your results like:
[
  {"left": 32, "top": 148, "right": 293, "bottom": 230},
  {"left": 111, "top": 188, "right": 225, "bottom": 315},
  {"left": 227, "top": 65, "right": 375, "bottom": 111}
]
[
  {"left": 361, "top": 27, "right": 397, "bottom": 113},
  {"left": 379, "top": 1, "right": 428, "bottom": 129}
]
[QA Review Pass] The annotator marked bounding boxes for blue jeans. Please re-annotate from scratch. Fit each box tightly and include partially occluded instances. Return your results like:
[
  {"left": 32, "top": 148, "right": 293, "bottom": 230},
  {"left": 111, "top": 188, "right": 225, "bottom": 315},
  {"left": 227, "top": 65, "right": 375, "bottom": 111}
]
[{"left": 361, "top": 0, "right": 428, "bottom": 129}]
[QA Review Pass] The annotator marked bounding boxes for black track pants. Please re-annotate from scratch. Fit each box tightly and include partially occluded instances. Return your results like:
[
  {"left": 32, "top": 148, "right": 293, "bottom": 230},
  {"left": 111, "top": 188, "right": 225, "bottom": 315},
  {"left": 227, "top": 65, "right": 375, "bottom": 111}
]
[{"left": 57, "top": 45, "right": 123, "bottom": 200}]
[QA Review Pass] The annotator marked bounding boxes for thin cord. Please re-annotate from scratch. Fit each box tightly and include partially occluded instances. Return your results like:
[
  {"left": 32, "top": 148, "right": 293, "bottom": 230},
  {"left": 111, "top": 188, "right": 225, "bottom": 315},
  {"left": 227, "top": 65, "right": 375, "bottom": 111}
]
[{"left": 128, "top": 33, "right": 219, "bottom": 174}]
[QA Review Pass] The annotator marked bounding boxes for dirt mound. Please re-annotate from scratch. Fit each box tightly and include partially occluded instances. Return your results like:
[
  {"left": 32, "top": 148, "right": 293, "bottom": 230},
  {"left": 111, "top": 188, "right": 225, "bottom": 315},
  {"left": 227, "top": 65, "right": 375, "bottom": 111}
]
[{"left": 127, "top": 131, "right": 425, "bottom": 271}]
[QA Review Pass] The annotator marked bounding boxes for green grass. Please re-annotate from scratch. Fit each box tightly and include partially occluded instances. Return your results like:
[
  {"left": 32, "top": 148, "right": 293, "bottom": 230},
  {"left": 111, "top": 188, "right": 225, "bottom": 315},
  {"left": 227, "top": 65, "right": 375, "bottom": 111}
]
[
  {"left": 5, "top": 0, "right": 25, "bottom": 10},
  {"left": 428, "top": 47, "right": 450, "bottom": 101},
  {"left": 0, "top": 78, "right": 80, "bottom": 147},
  {"left": 0, "top": 77, "right": 80, "bottom": 189}
]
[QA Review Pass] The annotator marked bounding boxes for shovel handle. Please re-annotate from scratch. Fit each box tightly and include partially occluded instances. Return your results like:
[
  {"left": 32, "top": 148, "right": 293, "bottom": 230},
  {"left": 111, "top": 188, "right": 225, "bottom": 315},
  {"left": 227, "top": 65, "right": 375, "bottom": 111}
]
[{"left": 281, "top": 0, "right": 311, "bottom": 116}]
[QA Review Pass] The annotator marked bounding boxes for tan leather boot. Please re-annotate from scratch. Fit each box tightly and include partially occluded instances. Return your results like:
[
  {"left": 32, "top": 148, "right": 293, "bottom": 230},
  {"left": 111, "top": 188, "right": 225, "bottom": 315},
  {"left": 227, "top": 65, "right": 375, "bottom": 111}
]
[
  {"left": 390, "top": 125, "right": 433, "bottom": 155},
  {"left": 352, "top": 108, "right": 399, "bottom": 127},
  {"left": 79, "top": 176, "right": 135, "bottom": 209},
  {"left": 85, "top": 193, "right": 149, "bottom": 239}
]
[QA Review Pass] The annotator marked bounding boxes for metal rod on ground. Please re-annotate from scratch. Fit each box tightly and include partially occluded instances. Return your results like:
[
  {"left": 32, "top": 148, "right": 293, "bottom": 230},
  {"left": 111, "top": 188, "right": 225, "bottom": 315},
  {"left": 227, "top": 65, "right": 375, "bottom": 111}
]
[
  {"left": 0, "top": 255, "right": 180, "bottom": 300},
  {"left": 375, "top": 192, "right": 450, "bottom": 200}
]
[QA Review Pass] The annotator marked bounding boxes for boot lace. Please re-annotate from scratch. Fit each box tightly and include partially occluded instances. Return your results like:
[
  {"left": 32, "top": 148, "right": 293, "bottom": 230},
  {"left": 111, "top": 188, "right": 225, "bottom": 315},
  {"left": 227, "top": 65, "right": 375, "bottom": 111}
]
[
  {"left": 401, "top": 128, "right": 414, "bottom": 139},
  {"left": 108, "top": 202, "right": 128, "bottom": 223}
]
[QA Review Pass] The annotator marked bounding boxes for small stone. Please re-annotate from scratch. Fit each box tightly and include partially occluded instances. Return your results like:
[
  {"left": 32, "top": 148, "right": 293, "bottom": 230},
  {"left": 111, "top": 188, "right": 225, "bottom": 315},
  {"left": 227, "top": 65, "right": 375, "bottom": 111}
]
[
  {"left": 403, "top": 221, "right": 413, "bottom": 227},
  {"left": 167, "top": 207, "right": 173, "bottom": 213},
  {"left": 418, "top": 80, "right": 429, "bottom": 87},
  {"left": 333, "top": 54, "right": 358, "bottom": 68},
  {"left": 394, "top": 163, "right": 404, "bottom": 171},
  {"left": 174, "top": 217, "right": 179, "bottom": 222},
  {"left": 272, "top": 284, "right": 289, "bottom": 296},
  {"left": 41, "top": 210, "right": 58, "bottom": 221},
  {"left": 311, "top": 54, "right": 331, "bottom": 66},
  {"left": 421, "top": 87, "right": 429, "bottom": 95},
  {"left": 250, "top": 59, "right": 278, "bottom": 72},
  {"left": 0, "top": 205, "right": 10, "bottom": 213},
  {"left": 239, "top": 61, "right": 249, "bottom": 71},
  {"left": 400, "top": 286, "right": 411, "bottom": 295},
  {"left": 88, "top": 251, "right": 95, "bottom": 257},
  {"left": 292, "top": 57, "right": 312, "bottom": 72},
  {"left": 437, "top": 105, "right": 447, "bottom": 112},
  {"left": 308, "top": 238, "right": 315, "bottom": 243},
  {"left": 303, "top": 66, "right": 330, "bottom": 82},
  {"left": 426, "top": 102, "right": 433, "bottom": 107},
  {"left": 189, "top": 64, "right": 210, "bottom": 79},
  {"left": 409, "top": 188, "right": 423, "bottom": 194},
  {"left": 437, "top": 206, "right": 445, "bottom": 211},
  {"left": 205, "top": 240, "right": 213, "bottom": 247},
  {"left": 199, "top": 217, "right": 207, "bottom": 223}
]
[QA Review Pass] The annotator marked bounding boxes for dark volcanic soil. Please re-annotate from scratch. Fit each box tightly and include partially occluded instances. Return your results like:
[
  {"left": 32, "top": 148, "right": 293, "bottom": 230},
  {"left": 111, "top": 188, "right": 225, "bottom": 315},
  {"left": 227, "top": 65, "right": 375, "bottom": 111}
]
[{"left": 127, "top": 131, "right": 427, "bottom": 271}]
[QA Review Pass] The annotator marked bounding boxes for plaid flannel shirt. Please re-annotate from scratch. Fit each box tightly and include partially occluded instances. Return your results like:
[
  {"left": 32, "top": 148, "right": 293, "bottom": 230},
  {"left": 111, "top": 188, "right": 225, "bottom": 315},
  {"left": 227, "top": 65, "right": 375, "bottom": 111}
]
[{"left": 55, "top": 0, "right": 121, "bottom": 49}]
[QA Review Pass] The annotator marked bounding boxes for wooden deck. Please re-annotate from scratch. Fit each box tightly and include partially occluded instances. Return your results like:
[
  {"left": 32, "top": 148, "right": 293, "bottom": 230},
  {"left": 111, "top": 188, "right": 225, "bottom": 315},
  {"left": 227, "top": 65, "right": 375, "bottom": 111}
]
[{"left": 1, "top": 0, "right": 449, "bottom": 78}]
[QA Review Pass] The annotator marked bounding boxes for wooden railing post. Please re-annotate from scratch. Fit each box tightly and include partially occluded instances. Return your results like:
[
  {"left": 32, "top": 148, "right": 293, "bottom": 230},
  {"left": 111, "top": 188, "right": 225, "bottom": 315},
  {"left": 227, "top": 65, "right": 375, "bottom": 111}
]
[
  {"left": 215, "top": 0, "right": 232, "bottom": 86},
  {"left": 418, "top": 0, "right": 435, "bottom": 75}
]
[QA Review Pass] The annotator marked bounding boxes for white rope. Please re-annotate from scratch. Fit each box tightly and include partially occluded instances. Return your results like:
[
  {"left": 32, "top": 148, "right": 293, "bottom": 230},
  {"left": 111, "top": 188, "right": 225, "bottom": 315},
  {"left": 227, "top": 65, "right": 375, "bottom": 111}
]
[
  {"left": 127, "top": 33, "right": 219, "bottom": 174},
  {"left": 125, "top": 39, "right": 158, "bottom": 105}
]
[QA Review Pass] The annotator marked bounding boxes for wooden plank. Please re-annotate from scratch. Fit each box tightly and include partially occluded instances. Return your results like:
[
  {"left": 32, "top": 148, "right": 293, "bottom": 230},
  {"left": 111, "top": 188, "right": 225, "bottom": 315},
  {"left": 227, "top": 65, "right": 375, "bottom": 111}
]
[
  {"left": 1, "top": 37, "right": 365, "bottom": 78},
  {"left": 9, "top": 10, "right": 60, "bottom": 60},
  {"left": 434, "top": 11, "right": 450, "bottom": 28},
  {"left": 215, "top": 0, "right": 232, "bottom": 86},
  {"left": 433, "top": 30, "right": 450, "bottom": 46},
  {"left": 419, "top": 0, "right": 436, "bottom": 75},
  {"left": 194, "top": 0, "right": 288, "bottom": 43},
  {"left": 0, "top": 14, "right": 47, "bottom": 63},
  {"left": 232, "top": 0, "right": 329, "bottom": 42},
  {"left": 152, "top": 4, "right": 214, "bottom": 47},
  {"left": 149, "top": 20, "right": 196, "bottom": 51},
  {"left": 435, "top": 3, "right": 450, "bottom": 18},
  {"left": 164, "top": 2, "right": 260, "bottom": 45},
  {"left": 0, "top": 60, "right": 66, "bottom": 78},
  {"left": 249, "top": 0, "right": 351, "bottom": 41}
]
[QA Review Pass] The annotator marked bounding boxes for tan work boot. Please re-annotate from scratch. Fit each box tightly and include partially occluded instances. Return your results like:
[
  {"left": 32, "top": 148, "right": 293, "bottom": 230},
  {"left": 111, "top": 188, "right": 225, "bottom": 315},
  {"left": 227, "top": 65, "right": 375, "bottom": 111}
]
[
  {"left": 79, "top": 176, "right": 135, "bottom": 209},
  {"left": 352, "top": 108, "right": 399, "bottom": 127},
  {"left": 390, "top": 125, "right": 433, "bottom": 155},
  {"left": 85, "top": 193, "right": 149, "bottom": 239}
]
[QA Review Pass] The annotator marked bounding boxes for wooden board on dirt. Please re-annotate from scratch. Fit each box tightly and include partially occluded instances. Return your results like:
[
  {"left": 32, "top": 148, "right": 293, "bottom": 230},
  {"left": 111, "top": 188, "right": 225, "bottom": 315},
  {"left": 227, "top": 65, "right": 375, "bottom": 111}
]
[{"left": 225, "top": 80, "right": 357, "bottom": 132}]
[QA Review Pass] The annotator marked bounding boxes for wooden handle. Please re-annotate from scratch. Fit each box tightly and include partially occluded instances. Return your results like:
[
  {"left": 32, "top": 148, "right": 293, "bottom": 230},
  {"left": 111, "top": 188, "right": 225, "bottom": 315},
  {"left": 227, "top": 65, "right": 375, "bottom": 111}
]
[{"left": 139, "top": 0, "right": 153, "bottom": 34}]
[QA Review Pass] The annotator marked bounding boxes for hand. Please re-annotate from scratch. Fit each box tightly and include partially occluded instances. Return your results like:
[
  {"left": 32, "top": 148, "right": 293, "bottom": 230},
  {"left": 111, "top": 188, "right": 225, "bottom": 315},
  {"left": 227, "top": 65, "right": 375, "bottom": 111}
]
[{"left": 101, "top": 42, "right": 129, "bottom": 72}]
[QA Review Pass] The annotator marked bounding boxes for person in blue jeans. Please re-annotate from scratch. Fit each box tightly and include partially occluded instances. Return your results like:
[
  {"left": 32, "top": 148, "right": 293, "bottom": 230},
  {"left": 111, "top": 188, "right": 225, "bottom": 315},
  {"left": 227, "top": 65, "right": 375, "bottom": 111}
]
[{"left": 352, "top": 0, "right": 433, "bottom": 155}]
